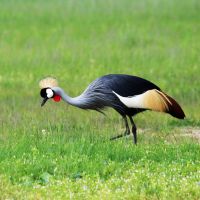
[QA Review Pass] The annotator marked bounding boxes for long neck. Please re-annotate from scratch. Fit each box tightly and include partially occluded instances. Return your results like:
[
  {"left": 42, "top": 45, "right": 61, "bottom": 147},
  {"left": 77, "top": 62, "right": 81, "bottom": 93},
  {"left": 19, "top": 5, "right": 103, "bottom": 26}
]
[{"left": 52, "top": 87, "right": 86, "bottom": 108}]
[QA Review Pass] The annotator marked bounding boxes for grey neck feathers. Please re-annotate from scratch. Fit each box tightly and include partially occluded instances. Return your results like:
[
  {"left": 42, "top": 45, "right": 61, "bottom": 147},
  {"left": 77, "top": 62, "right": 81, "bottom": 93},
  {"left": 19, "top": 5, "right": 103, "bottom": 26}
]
[{"left": 52, "top": 87, "right": 87, "bottom": 108}]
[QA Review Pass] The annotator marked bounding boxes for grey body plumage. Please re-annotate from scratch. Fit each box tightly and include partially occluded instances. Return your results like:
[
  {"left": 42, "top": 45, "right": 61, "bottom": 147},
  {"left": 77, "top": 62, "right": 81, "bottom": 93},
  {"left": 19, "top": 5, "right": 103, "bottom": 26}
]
[
  {"left": 40, "top": 74, "right": 185, "bottom": 144},
  {"left": 53, "top": 76, "right": 124, "bottom": 114}
]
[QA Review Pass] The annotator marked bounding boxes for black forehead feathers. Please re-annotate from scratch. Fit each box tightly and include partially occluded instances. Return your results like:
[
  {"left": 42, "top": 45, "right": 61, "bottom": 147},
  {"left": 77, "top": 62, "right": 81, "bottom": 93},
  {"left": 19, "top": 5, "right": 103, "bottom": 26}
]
[{"left": 40, "top": 88, "right": 49, "bottom": 98}]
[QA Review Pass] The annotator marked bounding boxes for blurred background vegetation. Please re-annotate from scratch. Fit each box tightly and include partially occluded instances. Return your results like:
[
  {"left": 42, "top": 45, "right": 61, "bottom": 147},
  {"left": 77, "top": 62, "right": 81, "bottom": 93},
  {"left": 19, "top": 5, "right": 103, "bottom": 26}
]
[{"left": 0, "top": 0, "right": 199, "bottom": 199}]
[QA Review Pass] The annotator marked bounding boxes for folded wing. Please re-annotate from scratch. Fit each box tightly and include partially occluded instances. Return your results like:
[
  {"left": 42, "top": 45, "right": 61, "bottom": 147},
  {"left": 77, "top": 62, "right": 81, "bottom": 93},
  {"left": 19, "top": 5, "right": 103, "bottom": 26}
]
[{"left": 113, "top": 89, "right": 185, "bottom": 119}]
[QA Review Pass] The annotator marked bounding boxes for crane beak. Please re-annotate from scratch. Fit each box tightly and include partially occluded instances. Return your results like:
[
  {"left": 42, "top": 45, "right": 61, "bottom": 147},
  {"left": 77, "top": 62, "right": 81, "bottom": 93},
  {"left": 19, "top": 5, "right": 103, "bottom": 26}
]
[{"left": 41, "top": 97, "right": 48, "bottom": 107}]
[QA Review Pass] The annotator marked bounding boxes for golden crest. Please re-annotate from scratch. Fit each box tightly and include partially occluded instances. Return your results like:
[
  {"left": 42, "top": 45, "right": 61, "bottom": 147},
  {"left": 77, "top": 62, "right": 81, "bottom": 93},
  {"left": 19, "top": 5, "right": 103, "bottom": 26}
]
[{"left": 39, "top": 77, "right": 58, "bottom": 89}]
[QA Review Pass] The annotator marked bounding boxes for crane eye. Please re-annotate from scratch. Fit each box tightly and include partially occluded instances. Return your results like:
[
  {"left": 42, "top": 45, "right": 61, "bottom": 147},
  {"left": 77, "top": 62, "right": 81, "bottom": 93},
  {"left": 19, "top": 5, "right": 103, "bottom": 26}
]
[{"left": 46, "top": 89, "right": 54, "bottom": 98}]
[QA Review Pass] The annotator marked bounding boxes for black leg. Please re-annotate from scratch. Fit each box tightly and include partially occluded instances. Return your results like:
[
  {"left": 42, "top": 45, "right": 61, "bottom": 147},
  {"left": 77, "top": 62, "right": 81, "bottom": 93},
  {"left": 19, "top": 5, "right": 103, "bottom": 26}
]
[
  {"left": 110, "top": 116, "right": 130, "bottom": 140},
  {"left": 129, "top": 116, "right": 137, "bottom": 144}
]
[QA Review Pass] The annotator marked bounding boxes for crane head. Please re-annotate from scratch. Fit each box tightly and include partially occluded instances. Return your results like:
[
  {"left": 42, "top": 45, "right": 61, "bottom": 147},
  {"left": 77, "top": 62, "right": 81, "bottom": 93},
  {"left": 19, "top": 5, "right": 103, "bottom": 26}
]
[
  {"left": 40, "top": 88, "right": 61, "bottom": 106},
  {"left": 39, "top": 77, "right": 61, "bottom": 106}
]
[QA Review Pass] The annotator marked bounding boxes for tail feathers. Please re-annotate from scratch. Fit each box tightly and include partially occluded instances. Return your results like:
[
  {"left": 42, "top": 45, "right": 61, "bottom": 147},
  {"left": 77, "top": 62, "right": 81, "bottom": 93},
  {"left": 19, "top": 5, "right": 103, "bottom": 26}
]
[
  {"left": 162, "top": 92, "right": 185, "bottom": 119},
  {"left": 144, "top": 90, "right": 185, "bottom": 119}
]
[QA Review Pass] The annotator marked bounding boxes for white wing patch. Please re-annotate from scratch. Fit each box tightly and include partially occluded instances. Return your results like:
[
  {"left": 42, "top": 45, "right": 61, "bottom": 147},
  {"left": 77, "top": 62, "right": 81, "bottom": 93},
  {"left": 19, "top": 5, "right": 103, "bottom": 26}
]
[{"left": 112, "top": 91, "right": 145, "bottom": 108}]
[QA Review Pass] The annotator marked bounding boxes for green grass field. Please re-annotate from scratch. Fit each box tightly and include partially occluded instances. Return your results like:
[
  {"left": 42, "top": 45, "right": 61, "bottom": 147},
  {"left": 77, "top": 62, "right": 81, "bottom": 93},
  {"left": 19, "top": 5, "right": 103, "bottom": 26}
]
[{"left": 0, "top": 0, "right": 200, "bottom": 199}]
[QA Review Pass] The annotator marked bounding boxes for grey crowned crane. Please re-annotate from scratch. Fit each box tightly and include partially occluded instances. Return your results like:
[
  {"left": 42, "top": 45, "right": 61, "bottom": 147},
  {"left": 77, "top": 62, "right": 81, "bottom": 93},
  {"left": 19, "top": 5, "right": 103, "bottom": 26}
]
[{"left": 39, "top": 74, "right": 185, "bottom": 144}]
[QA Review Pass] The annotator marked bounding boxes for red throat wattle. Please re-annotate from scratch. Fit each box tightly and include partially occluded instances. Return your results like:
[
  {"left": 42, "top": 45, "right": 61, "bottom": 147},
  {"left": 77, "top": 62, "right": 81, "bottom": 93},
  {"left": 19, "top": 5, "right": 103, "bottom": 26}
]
[{"left": 53, "top": 95, "right": 61, "bottom": 102}]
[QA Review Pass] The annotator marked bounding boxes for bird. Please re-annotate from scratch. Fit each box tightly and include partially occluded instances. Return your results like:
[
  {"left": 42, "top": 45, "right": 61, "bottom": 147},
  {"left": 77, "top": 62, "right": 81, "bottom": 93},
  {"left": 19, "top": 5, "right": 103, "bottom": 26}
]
[{"left": 39, "top": 74, "right": 185, "bottom": 144}]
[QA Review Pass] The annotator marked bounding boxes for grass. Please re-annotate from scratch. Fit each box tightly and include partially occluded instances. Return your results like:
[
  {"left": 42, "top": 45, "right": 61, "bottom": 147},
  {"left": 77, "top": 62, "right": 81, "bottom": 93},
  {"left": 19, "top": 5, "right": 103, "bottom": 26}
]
[{"left": 0, "top": 0, "right": 200, "bottom": 199}]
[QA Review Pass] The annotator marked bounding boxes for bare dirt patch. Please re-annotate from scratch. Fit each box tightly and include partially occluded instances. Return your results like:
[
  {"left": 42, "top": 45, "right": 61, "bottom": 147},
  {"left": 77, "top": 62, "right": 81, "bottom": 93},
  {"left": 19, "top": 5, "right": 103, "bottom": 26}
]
[{"left": 178, "top": 127, "right": 200, "bottom": 142}]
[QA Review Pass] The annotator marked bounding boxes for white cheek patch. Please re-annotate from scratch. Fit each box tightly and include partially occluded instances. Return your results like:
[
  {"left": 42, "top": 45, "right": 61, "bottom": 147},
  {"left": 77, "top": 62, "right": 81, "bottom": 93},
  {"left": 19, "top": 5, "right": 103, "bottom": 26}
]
[{"left": 46, "top": 89, "right": 54, "bottom": 98}]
